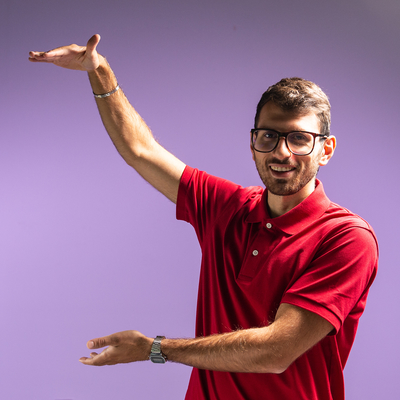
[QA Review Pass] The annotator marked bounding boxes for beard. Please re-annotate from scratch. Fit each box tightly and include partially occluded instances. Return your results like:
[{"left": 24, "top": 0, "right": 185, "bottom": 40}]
[{"left": 254, "top": 156, "right": 320, "bottom": 196}]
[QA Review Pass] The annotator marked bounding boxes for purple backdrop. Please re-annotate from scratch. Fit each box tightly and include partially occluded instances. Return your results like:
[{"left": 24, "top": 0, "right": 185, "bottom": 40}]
[{"left": 2, "top": 0, "right": 399, "bottom": 398}]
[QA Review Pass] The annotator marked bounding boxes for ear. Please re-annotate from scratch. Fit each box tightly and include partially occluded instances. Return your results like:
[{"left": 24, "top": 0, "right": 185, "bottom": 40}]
[{"left": 319, "top": 136, "right": 336, "bottom": 166}]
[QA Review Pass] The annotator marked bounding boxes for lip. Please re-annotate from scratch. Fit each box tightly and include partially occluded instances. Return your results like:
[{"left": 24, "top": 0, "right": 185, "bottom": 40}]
[{"left": 268, "top": 164, "right": 297, "bottom": 178}]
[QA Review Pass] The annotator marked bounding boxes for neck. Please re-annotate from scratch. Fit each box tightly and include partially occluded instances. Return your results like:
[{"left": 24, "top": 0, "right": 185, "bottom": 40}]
[{"left": 267, "top": 179, "right": 316, "bottom": 218}]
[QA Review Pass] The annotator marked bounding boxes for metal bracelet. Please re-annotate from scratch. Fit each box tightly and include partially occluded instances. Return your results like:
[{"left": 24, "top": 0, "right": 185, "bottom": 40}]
[{"left": 93, "top": 84, "right": 120, "bottom": 99}]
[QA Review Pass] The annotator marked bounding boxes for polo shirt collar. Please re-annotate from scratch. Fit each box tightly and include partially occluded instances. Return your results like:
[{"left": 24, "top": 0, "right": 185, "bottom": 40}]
[{"left": 245, "top": 179, "right": 331, "bottom": 235}]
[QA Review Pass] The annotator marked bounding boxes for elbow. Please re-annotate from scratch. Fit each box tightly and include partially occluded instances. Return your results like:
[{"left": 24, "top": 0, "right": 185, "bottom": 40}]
[
  {"left": 254, "top": 354, "right": 294, "bottom": 374},
  {"left": 123, "top": 138, "right": 159, "bottom": 168},
  {"left": 122, "top": 145, "right": 150, "bottom": 169},
  {"left": 270, "top": 363, "right": 290, "bottom": 375},
  {"left": 272, "top": 354, "right": 295, "bottom": 374},
  {"left": 261, "top": 362, "right": 290, "bottom": 375},
  {"left": 269, "top": 353, "right": 296, "bottom": 374}
]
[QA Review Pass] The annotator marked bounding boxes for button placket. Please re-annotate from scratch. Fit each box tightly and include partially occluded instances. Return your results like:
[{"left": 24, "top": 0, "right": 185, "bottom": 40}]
[{"left": 238, "top": 226, "right": 278, "bottom": 280}]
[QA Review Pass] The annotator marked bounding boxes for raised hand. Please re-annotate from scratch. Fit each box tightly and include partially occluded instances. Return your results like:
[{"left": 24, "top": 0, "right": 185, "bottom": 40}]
[
  {"left": 79, "top": 330, "right": 153, "bottom": 366},
  {"left": 29, "top": 33, "right": 186, "bottom": 204},
  {"left": 29, "top": 34, "right": 102, "bottom": 71}
]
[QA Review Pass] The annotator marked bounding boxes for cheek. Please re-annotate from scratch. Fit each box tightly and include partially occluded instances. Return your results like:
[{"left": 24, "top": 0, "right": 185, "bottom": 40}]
[
  {"left": 313, "top": 146, "right": 326, "bottom": 166},
  {"left": 254, "top": 154, "right": 267, "bottom": 169}
]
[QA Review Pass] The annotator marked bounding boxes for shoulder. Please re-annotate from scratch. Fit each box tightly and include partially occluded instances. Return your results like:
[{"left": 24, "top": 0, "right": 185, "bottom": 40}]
[
  {"left": 317, "top": 201, "right": 379, "bottom": 259},
  {"left": 180, "top": 165, "right": 263, "bottom": 205},
  {"left": 326, "top": 202, "right": 377, "bottom": 237},
  {"left": 177, "top": 165, "right": 264, "bottom": 223}
]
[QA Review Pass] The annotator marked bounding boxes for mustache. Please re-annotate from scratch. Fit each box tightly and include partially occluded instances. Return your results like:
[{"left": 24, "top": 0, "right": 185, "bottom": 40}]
[{"left": 268, "top": 158, "right": 292, "bottom": 164}]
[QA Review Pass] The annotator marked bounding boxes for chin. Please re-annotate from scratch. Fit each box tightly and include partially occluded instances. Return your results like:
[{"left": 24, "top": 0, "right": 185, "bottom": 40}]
[
  {"left": 266, "top": 184, "right": 302, "bottom": 197},
  {"left": 261, "top": 173, "right": 317, "bottom": 197}
]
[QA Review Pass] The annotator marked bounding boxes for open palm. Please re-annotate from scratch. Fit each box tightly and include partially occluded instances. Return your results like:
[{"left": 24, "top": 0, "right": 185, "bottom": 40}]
[{"left": 29, "top": 34, "right": 101, "bottom": 71}]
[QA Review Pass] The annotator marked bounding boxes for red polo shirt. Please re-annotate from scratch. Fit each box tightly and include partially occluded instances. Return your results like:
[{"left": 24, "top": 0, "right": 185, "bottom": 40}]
[{"left": 176, "top": 166, "right": 378, "bottom": 400}]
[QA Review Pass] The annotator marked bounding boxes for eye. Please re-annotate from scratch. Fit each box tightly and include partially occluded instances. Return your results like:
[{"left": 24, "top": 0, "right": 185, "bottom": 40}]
[
  {"left": 260, "top": 130, "right": 278, "bottom": 140},
  {"left": 289, "top": 132, "right": 311, "bottom": 143}
]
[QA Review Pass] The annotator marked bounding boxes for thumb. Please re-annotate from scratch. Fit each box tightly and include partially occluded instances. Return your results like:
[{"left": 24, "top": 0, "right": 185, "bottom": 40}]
[
  {"left": 87, "top": 333, "right": 118, "bottom": 349},
  {"left": 86, "top": 34, "right": 101, "bottom": 54}
]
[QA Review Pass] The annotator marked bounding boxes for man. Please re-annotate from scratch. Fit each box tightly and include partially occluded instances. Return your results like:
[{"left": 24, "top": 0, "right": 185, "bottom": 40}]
[{"left": 29, "top": 35, "right": 378, "bottom": 400}]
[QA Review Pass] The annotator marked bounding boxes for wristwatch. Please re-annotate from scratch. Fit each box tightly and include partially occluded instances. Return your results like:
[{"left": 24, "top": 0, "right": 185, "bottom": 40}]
[{"left": 149, "top": 335, "right": 167, "bottom": 364}]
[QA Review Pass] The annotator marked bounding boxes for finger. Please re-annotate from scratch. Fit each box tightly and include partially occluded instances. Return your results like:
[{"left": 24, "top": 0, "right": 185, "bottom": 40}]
[
  {"left": 28, "top": 49, "right": 65, "bottom": 63},
  {"left": 86, "top": 34, "right": 101, "bottom": 54},
  {"left": 29, "top": 57, "right": 51, "bottom": 63},
  {"left": 79, "top": 356, "right": 99, "bottom": 365},
  {"left": 79, "top": 348, "right": 111, "bottom": 366},
  {"left": 29, "top": 51, "right": 45, "bottom": 58},
  {"left": 87, "top": 333, "right": 120, "bottom": 349},
  {"left": 79, "top": 351, "right": 100, "bottom": 365},
  {"left": 28, "top": 51, "right": 49, "bottom": 62}
]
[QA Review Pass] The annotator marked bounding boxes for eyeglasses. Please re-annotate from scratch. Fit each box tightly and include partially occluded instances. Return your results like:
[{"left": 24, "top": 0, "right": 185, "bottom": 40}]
[{"left": 250, "top": 129, "right": 327, "bottom": 156}]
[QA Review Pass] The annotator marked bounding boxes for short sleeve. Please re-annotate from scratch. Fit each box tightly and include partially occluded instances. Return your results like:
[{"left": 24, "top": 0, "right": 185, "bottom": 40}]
[
  {"left": 176, "top": 166, "right": 245, "bottom": 242},
  {"left": 282, "top": 226, "right": 378, "bottom": 334}
]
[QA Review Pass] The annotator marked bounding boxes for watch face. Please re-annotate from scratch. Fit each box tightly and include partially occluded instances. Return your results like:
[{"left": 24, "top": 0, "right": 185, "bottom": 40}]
[{"left": 150, "top": 354, "right": 166, "bottom": 364}]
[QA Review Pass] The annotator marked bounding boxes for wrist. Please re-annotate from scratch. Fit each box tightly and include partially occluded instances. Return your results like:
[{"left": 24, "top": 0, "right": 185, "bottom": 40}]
[
  {"left": 88, "top": 56, "right": 118, "bottom": 97},
  {"left": 95, "top": 54, "right": 109, "bottom": 71},
  {"left": 149, "top": 336, "right": 168, "bottom": 364}
]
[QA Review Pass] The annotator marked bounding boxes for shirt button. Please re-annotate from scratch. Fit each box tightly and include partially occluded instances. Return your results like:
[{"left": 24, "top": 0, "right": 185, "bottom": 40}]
[
  {"left": 266, "top": 223, "right": 272, "bottom": 229},
  {"left": 252, "top": 250, "right": 259, "bottom": 256}
]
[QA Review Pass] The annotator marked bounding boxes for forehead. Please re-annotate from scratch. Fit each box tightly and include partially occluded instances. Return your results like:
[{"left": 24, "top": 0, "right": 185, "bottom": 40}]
[{"left": 257, "top": 102, "right": 320, "bottom": 133}]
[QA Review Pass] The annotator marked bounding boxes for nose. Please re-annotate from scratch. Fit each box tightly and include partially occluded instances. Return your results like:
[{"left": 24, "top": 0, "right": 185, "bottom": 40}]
[{"left": 273, "top": 137, "right": 292, "bottom": 158}]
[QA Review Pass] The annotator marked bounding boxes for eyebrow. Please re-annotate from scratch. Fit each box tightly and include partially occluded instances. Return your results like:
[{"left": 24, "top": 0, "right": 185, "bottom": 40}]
[{"left": 255, "top": 128, "right": 319, "bottom": 134}]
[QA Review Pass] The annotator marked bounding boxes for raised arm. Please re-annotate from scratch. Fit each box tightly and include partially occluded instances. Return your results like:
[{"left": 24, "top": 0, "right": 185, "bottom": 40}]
[
  {"left": 78, "top": 303, "right": 333, "bottom": 373},
  {"left": 29, "top": 35, "right": 186, "bottom": 203}
]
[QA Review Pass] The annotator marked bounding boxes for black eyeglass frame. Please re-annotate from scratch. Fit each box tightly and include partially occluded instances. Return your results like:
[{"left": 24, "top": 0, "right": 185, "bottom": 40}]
[{"left": 250, "top": 128, "right": 328, "bottom": 156}]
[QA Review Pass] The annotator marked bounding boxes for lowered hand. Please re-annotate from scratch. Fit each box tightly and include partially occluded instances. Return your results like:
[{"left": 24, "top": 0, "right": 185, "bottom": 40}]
[{"left": 79, "top": 330, "right": 153, "bottom": 366}]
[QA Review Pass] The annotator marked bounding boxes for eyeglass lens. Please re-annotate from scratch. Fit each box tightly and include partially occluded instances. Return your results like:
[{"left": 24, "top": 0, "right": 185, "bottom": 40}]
[{"left": 253, "top": 130, "right": 314, "bottom": 155}]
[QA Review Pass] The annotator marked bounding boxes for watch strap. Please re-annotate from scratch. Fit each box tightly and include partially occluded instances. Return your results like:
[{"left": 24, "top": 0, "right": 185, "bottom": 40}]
[{"left": 149, "top": 335, "right": 167, "bottom": 363}]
